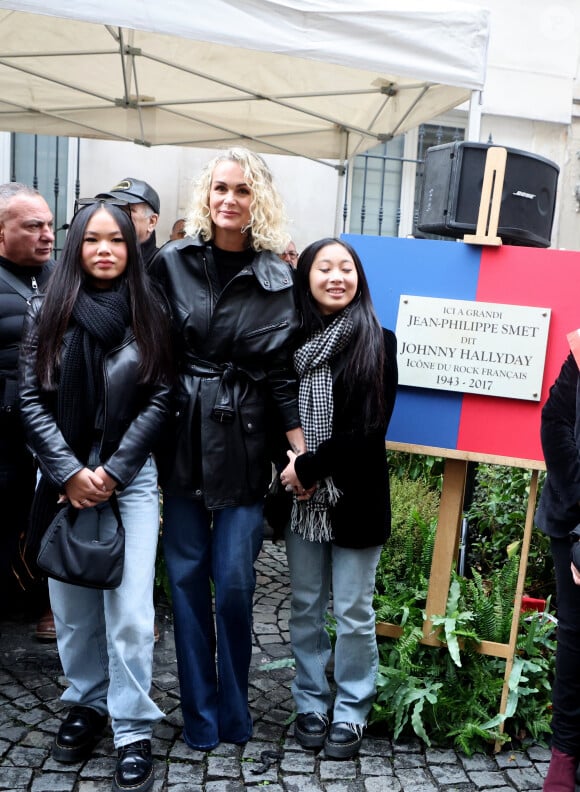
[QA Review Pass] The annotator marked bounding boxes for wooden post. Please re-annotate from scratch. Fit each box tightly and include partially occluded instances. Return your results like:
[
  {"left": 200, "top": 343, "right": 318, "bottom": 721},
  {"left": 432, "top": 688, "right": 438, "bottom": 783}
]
[
  {"left": 494, "top": 468, "right": 539, "bottom": 748},
  {"left": 423, "top": 458, "right": 467, "bottom": 644}
]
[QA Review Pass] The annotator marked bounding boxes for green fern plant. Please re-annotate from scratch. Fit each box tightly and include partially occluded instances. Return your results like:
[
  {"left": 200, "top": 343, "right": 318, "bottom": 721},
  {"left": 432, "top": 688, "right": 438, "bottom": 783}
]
[
  {"left": 374, "top": 659, "right": 443, "bottom": 745},
  {"left": 462, "top": 546, "right": 519, "bottom": 644},
  {"left": 373, "top": 463, "right": 555, "bottom": 754},
  {"left": 430, "top": 578, "right": 480, "bottom": 666},
  {"left": 372, "top": 562, "right": 555, "bottom": 754}
]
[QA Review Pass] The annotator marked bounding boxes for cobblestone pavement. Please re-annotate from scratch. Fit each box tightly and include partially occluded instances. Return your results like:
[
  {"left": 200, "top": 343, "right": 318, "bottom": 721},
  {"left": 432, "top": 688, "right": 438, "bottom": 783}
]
[{"left": 0, "top": 539, "right": 553, "bottom": 791}]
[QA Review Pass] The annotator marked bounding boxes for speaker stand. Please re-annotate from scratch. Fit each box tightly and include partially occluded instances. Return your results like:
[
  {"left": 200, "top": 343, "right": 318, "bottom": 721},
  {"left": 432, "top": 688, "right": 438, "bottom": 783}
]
[{"left": 463, "top": 146, "right": 507, "bottom": 246}]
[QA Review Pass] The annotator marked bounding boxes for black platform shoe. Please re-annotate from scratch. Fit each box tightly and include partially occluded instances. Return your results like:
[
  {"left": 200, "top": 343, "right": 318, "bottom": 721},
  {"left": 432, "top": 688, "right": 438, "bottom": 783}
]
[
  {"left": 324, "top": 722, "right": 364, "bottom": 759},
  {"left": 112, "top": 739, "right": 154, "bottom": 792},
  {"left": 294, "top": 711, "right": 330, "bottom": 749},
  {"left": 52, "top": 705, "right": 108, "bottom": 763}
]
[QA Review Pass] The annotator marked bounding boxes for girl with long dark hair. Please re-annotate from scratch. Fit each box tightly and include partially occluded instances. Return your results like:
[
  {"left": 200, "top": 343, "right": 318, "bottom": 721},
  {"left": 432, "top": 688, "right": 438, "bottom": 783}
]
[
  {"left": 280, "top": 237, "right": 398, "bottom": 759},
  {"left": 18, "top": 200, "right": 172, "bottom": 792}
]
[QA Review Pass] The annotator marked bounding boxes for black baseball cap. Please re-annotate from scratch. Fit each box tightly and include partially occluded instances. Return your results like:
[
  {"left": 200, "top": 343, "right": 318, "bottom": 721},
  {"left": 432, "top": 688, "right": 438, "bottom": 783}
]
[{"left": 96, "top": 177, "right": 160, "bottom": 214}]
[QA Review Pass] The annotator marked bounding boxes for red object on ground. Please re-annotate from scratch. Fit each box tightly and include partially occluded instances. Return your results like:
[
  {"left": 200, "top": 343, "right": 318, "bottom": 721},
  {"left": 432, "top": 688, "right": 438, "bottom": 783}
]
[{"left": 521, "top": 596, "right": 546, "bottom": 613}]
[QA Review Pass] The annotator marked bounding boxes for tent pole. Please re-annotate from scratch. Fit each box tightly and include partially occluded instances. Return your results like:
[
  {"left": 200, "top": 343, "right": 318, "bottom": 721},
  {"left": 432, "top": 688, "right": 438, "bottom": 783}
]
[
  {"left": 467, "top": 89, "right": 482, "bottom": 142},
  {"left": 335, "top": 131, "right": 349, "bottom": 236}
]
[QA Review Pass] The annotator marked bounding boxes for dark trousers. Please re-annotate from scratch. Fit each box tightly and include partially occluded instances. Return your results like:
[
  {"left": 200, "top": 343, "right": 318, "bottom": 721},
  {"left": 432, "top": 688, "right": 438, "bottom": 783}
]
[
  {"left": 0, "top": 448, "right": 47, "bottom": 616},
  {"left": 551, "top": 535, "right": 580, "bottom": 757}
]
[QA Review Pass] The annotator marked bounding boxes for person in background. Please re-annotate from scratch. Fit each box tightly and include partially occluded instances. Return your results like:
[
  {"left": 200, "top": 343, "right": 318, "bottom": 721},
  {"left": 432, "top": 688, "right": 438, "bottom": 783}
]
[
  {"left": 151, "top": 147, "right": 305, "bottom": 752},
  {"left": 19, "top": 199, "right": 172, "bottom": 792},
  {"left": 535, "top": 351, "right": 580, "bottom": 791},
  {"left": 0, "top": 182, "right": 55, "bottom": 639},
  {"left": 280, "top": 237, "right": 397, "bottom": 759},
  {"left": 97, "top": 178, "right": 160, "bottom": 268},
  {"left": 169, "top": 218, "right": 186, "bottom": 241},
  {"left": 280, "top": 239, "right": 298, "bottom": 268}
]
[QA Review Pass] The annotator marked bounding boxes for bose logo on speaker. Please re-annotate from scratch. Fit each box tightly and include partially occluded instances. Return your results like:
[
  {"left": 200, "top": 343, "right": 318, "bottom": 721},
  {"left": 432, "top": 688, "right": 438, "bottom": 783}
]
[{"left": 512, "top": 190, "right": 536, "bottom": 200}]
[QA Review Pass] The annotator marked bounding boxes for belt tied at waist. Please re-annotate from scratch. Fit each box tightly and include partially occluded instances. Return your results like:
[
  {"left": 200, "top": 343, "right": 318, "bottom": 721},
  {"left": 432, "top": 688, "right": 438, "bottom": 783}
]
[{"left": 182, "top": 356, "right": 265, "bottom": 424}]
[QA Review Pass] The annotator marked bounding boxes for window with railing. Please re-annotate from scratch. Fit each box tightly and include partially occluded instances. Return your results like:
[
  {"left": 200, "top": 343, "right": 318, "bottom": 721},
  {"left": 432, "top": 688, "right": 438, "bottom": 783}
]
[
  {"left": 349, "top": 136, "right": 404, "bottom": 237},
  {"left": 10, "top": 133, "right": 70, "bottom": 254}
]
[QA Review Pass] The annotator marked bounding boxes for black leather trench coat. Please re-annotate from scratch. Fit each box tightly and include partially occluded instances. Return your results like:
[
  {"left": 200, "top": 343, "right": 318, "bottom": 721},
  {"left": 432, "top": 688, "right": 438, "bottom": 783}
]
[
  {"left": 18, "top": 297, "right": 171, "bottom": 491},
  {"left": 151, "top": 236, "right": 301, "bottom": 508}
]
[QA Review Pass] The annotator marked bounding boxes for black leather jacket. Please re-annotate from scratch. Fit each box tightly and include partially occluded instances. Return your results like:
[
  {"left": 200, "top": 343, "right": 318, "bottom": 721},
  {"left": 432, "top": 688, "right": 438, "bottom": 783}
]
[
  {"left": 18, "top": 296, "right": 171, "bottom": 491},
  {"left": 0, "top": 257, "right": 52, "bottom": 463},
  {"left": 151, "top": 236, "right": 301, "bottom": 508}
]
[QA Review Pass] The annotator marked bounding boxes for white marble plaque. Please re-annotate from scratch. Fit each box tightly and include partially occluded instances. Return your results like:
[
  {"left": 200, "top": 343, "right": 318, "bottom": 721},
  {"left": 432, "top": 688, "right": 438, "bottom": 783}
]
[{"left": 395, "top": 295, "right": 551, "bottom": 401}]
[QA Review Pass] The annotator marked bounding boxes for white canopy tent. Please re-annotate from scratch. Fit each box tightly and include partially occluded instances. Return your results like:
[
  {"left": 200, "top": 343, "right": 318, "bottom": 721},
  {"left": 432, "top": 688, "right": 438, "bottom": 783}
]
[{"left": 0, "top": 0, "right": 489, "bottom": 169}]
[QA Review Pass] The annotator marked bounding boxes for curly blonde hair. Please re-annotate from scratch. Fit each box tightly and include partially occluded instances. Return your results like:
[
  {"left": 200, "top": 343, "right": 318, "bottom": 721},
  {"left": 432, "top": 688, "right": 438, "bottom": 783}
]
[{"left": 185, "top": 147, "right": 290, "bottom": 253}]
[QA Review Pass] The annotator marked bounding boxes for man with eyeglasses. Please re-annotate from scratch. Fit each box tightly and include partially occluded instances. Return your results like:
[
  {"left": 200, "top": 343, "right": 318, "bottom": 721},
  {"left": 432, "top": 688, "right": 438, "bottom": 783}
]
[
  {"left": 96, "top": 178, "right": 160, "bottom": 269},
  {"left": 169, "top": 218, "right": 186, "bottom": 242},
  {"left": 0, "top": 182, "right": 55, "bottom": 633},
  {"left": 280, "top": 240, "right": 299, "bottom": 268}
]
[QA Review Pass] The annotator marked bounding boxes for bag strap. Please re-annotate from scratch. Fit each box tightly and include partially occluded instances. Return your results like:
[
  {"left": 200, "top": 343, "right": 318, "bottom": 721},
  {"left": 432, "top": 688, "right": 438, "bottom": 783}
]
[
  {"left": 109, "top": 491, "right": 123, "bottom": 528},
  {"left": 0, "top": 267, "right": 39, "bottom": 302},
  {"left": 67, "top": 492, "right": 123, "bottom": 527}
]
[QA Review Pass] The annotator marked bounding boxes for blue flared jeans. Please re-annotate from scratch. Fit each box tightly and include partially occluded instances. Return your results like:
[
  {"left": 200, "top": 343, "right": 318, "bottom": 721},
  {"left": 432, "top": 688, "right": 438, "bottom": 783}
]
[
  {"left": 285, "top": 528, "right": 382, "bottom": 724},
  {"left": 48, "top": 454, "right": 163, "bottom": 748},
  {"left": 162, "top": 496, "right": 264, "bottom": 750}
]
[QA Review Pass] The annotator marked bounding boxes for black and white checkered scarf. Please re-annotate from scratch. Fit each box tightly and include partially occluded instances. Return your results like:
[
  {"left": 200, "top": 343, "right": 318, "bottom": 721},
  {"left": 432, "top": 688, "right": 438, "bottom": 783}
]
[{"left": 291, "top": 307, "right": 354, "bottom": 542}]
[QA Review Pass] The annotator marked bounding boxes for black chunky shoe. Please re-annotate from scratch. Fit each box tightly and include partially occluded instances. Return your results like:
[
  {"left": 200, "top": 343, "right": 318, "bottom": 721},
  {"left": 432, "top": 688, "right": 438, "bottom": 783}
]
[
  {"left": 294, "top": 711, "right": 329, "bottom": 749},
  {"left": 324, "top": 722, "right": 364, "bottom": 759},
  {"left": 52, "top": 705, "right": 108, "bottom": 763},
  {"left": 113, "top": 739, "right": 154, "bottom": 792}
]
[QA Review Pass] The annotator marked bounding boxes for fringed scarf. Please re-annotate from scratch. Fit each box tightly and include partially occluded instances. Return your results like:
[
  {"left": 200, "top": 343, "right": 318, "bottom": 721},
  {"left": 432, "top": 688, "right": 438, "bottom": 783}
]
[{"left": 290, "top": 307, "right": 353, "bottom": 542}]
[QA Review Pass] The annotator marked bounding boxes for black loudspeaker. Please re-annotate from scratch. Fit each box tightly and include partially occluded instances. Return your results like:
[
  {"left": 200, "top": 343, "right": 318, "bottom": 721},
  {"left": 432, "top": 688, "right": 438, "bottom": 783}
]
[{"left": 416, "top": 141, "right": 559, "bottom": 248}]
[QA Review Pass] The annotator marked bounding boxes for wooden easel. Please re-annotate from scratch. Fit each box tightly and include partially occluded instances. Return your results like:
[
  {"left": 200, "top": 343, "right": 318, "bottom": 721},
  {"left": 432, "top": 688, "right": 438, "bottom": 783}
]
[
  {"left": 377, "top": 442, "right": 544, "bottom": 749},
  {"left": 463, "top": 146, "right": 507, "bottom": 247}
]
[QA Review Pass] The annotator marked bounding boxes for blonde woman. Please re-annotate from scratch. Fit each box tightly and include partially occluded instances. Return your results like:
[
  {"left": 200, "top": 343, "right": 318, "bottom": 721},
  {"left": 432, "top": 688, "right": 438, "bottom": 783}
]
[{"left": 152, "top": 148, "right": 305, "bottom": 751}]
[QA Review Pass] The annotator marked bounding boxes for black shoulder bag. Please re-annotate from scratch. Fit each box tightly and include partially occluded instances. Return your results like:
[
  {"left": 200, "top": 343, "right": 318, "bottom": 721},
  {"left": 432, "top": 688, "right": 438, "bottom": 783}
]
[{"left": 36, "top": 493, "right": 125, "bottom": 589}]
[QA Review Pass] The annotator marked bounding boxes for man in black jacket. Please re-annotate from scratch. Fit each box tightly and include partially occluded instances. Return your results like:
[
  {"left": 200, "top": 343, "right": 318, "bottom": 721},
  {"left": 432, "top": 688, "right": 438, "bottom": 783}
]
[{"left": 0, "top": 182, "right": 54, "bottom": 629}]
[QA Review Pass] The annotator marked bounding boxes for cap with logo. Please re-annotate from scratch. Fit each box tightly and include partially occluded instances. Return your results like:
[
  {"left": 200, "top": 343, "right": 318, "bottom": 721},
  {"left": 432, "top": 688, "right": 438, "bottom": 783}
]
[{"left": 96, "top": 177, "right": 160, "bottom": 214}]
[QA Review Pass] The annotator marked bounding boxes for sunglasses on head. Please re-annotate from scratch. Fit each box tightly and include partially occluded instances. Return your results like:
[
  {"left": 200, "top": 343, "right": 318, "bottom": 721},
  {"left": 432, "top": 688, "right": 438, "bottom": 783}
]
[{"left": 73, "top": 198, "right": 132, "bottom": 218}]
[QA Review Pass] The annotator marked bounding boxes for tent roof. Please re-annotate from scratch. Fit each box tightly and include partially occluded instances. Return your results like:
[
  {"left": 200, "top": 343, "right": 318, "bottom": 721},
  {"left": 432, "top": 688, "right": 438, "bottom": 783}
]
[{"left": 0, "top": 1, "right": 490, "bottom": 165}]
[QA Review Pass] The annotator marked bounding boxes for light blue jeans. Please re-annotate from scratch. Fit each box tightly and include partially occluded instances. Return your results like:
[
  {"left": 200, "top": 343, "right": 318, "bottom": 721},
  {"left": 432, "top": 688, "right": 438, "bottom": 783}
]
[
  {"left": 285, "top": 528, "right": 382, "bottom": 725},
  {"left": 48, "top": 454, "right": 163, "bottom": 748}
]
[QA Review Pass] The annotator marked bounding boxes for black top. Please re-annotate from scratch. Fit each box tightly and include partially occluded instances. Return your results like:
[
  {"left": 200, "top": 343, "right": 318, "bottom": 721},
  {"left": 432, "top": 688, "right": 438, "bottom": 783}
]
[{"left": 211, "top": 243, "right": 255, "bottom": 292}]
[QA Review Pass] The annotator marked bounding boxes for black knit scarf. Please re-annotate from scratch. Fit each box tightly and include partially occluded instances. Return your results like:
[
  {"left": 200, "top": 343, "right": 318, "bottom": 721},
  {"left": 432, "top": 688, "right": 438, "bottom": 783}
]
[{"left": 59, "top": 286, "right": 131, "bottom": 460}]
